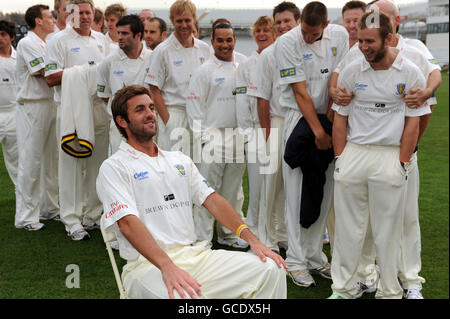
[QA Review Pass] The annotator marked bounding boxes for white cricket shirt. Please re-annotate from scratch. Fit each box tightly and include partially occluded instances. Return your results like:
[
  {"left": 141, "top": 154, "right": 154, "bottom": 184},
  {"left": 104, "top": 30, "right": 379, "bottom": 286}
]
[
  {"left": 0, "top": 47, "right": 17, "bottom": 109},
  {"left": 96, "top": 141, "right": 215, "bottom": 260},
  {"left": 145, "top": 33, "right": 211, "bottom": 107},
  {"left": 186, "top": 55, "right": 239, "bottom": 142},
  {"left": 45, "top": 27, "right": 107, "bottom": 102},
  {"left": 334, "top": 37, "right": 440, "bottom": 105},
  {"left": 274, "top": 24, "right": 349, "bottom": 114},
  {"left": 235, "top": 50, "right": 257, "bottom": 131},
  {"left": 332, "top": 52, "right": 431, "bottom": 146},
  {"left": 248, "top": 43, "right": 286, "bottom": 118},
  {"left": 15, "top": 31, "right": 53, "bottom": 102},
  {"left": 96, "top": 46, "right": 152, "bottom": 114}
]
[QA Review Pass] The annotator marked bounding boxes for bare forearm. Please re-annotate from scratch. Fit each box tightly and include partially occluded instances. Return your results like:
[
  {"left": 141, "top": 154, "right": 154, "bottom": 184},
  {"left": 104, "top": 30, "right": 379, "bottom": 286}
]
[
  {"left": 427, "top": 69, "right": 442, "bottom": 95},
  {"left": 418, "top": 107, "right": 433, "bottom": 144},
  {"left": 149, "top": 85, "right": 169, "bottom": 123},
  {"left": 202, "top": 193, "right": 245, "bottom": 236},
  {"left": 332, "top": 113, "right": 348, "bottom": 156},
  {"left": 45, "top": 71, "right": 63, "bottom": 87},
  {"left": 118, "top": 215, "right": 174, "bottom": 270},
  {"left": 400, "top": 117, "right": 420, "bottom": 162},
  {"left": 257, "top": 98, "right": 271, "bottom": 140}
]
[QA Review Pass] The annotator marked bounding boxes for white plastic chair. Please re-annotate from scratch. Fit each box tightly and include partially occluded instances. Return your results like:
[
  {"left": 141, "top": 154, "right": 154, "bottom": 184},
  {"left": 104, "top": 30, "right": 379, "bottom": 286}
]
[{"left": 100, "top": 214, "right": 128, "bottom": 299}]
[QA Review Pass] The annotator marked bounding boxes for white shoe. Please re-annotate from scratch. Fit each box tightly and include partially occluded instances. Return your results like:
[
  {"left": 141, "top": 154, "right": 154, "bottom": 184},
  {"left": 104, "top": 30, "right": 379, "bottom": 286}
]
[
  {"left": 70, "top": 228, "right": 90, "bottom": 241},
  {"left": 403, "top": 289, "right": 424, "bottom": 299},
  {"left": 217, "top": 237, "right": 249, "bottom": 249},
  {"left": 288, "top": 269, "right": 316, "bottom": 287},
  {"left": 23, "top": 222, "right": 46, "bottom": 231},
  {"left": 310, "top": 263, "right": 332, "bottom": 280},
  {"left": 355, "top": 281, "right": 377, "bottom": 298}
]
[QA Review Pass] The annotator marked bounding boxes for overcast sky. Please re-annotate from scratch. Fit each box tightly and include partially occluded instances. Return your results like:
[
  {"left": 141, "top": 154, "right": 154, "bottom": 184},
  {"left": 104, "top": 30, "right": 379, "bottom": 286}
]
[{"left": 1, "top": 0, "right": 426, "bottom": 13}]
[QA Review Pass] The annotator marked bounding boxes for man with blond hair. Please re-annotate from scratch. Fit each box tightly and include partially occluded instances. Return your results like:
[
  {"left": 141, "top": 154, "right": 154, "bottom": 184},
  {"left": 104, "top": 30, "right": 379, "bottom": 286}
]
[
  {"left": 53, "top": 0, "right": 70, "bottom": 33},
  {"left": 145, "top": 0, "right": 210, "bottom": 156},
  {"left": 45, "top": 0, "right": 109, "bottom": 241},
  {"left": 104, "top": 3, "right": 126, "bottom": 53}
]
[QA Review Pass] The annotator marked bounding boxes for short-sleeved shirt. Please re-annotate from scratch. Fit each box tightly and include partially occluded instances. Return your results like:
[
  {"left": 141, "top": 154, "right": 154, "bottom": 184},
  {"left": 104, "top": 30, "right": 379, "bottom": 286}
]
[
  {"left": 105, "top": 32, "right": 119, "bottom": 55},
  {"left": 0, "top": 47, "right": 17, "bottom": 109},
  {"left": 334, "top": 36, "right": 441, "bottom": 106},
  {"left": 186, "top": 55, "right": 239, "bottom": 142},
  {"left": 96, "top": 141, "right": 215, "bottom": 261},
  {"left": 274, "top": 24, "right": 349, "bottom": 114},
  {"left": 15, "top": 31, "right": 53, "bottom": 102},
  {"left": 235, "top": 50, "right": 258, "bottom": 131},
  {"left": 332, "top": 51, "right": 431, "bottom": 146},
  {"left": 145, "top": 33, "right": 211, "bottom": 107},
  {"left": 45, "top": 27, "right": 107, "bottom": 102},
  {"left": 96, "top": 47, "right": 152, "bottom": 114},
  {"left": 248, "top": 43, "right": 285, "bottom": 118}
]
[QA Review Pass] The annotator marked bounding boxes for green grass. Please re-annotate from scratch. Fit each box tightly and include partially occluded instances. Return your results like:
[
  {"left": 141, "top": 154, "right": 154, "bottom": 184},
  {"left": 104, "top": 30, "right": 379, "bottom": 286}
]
[{"left": 0, "top": 73, "right": 448, "bottom": 299}]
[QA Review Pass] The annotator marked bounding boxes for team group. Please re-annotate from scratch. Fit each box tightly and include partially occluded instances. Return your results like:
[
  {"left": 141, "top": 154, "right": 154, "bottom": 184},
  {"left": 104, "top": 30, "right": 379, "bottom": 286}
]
[{"left": 0, "top": 0, "right": 441, "bottom": 299}]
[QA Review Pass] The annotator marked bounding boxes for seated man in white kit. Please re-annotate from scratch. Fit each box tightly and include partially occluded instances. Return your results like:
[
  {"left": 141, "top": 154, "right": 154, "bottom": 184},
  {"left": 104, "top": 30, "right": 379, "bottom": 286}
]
[
  {"left": 96, "top": 85, "right": 287, "bottom": 299},
  {"left": 329, "top": 11, "right": 431, "bottom": 299}
]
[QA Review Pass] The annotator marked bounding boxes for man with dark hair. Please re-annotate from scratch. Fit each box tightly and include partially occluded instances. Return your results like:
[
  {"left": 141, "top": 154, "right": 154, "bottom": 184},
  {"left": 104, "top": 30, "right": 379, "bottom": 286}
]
[
  {"left": 272, "top": 1, "right": 300, "bottom": 35},
  {"left": 329, "top": 10, "right": 430, "bottom": 299},
  {"left": 0, "top": 20, "right": 18, "bottom": 187},
  {"left": 143, "top": 17, "right": 167, "bottom": 50},
  {"left": 45, "top": 0, "right": 109, "bottom": 241},
  {"left": 96, "top": 84, "right": 287, "bottom": 299},
  {"left": 246, "top": 1, "right": 301, "bottom": 254},
  {"left": 274, "top": 1, "right": 349, "bottom": 287},
  {"left": 15, "top": 4, "right": 59, "bottom": 231},
  {"left": 342, "top": 0, "right": 366, "bottom": 48},
  {"left": 97, "top": 14, "right": 152, "bottom": 154}
]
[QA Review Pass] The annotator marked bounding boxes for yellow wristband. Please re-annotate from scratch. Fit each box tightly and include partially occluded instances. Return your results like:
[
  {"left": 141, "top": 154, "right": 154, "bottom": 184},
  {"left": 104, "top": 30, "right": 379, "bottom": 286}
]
[{"left": 236, "top": 224, "right": 248, "bottom": 237}]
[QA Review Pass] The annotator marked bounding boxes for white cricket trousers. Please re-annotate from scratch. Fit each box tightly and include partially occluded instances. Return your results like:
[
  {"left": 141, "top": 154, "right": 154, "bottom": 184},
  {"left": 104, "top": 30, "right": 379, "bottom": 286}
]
[
  {"left": 331, "top": 142, "right": 408, "bottom": 299},
  {"left": 57, "top": 100, "right": 110, "bottom": 234},
  {"left": 282, "top": 109, "right": 332, "bottom": 271},
  {"left": 122, "top": 241, "right": 287, "bottom": 299},
  {"left": 257, "top": 115, "right": 287, "bottom": 251},
  {"left": 14, "top": 100, "right": 58, "bottom": 228},
  {"left": 243, "top": 127, "right": 264, "bottom": 233},
  {"left": 356, "top": 152, "right": 424, "bottom": 290},
  {"left": 0, "top": 106, "right": 18, "bottom": 186},
  {"left": 193, "top": 160, "right": 246, "bottom": 243},
  {"left": 157, "top": 105, "right": 192, "bottom": 157}
]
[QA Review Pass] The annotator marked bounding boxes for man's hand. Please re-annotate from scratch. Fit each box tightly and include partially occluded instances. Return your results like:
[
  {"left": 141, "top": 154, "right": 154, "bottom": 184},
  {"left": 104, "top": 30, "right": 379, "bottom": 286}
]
[
  {"left": 161, "top": 262, "right": 202, "bottom": 299},
  {"left": 404, "top": 87, "right": 432, "bottom": 109},
  {"left": 326, "top": 108, "right": 335, "bottom": 123},
  {"left": 243, "top": 229, "right": 287, "bottom": 271},
  {"left": 315, "top": 130, "right": 332, "bottom": 150},
  {"left": 330, "top": 86, "right": 353, "bottom": 106}
]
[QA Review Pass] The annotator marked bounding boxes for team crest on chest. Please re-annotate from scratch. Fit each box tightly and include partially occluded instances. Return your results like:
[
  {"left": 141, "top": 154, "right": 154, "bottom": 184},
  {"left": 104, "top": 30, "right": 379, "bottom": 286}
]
[
  {"left": 331, "top": 47, "right": 337, "bottom": 57},
  {"left": 396, "top": 83, "right": 406, "bottom": 95},
  {"left": 199, "top": 57, "right": 205, "bottom": 64},
  {"left": 175, "top": 164, "right": 186, "bottom": 176},
  {"left": 98, "top": 44, "right": 103, "bottom": 53}
]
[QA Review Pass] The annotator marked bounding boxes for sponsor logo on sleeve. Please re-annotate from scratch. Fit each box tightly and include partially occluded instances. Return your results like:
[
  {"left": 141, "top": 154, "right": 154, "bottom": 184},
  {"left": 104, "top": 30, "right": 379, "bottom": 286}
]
[
  {"left": 29, "top": 57, "right": 44, "bottom": 68},
  {"left": 105, "top": 201, "right": 129, "bottom": 219},
  {"left": 234, "top": 86, "right": 247, "bottom": 95},
  {"left": 203, "top": 179, "right": 212, "bottom": 188},
  {"left": 280, "top": 67, "right": 296, "bottom": 78},
  {"left": 45, "top": 63, "right": 57, "bottom": 71},
  {"left": 428, "top": 58, "right": 438, "bottom": 65},
  {"left": 97, "top": 84, "right": 106, "bottom": 93}
]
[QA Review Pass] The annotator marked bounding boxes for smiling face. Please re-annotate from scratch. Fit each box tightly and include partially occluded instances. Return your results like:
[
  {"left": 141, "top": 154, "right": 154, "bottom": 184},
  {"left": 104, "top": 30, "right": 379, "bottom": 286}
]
[
  {"left": 172, "top": 10, "right": 195, "bottom": 41},
  {"left": 274, "top": 10, "right": 299, "bottom": 36},
  {"left": 343, "top": 8, "right": 364, "bottom": 44},
  {"left": 120, "top": 94, "right": 157, "bottom": 143},
  {"left": 253, "top": 23, "right": 275, "bottom": 52},
  {"left": 358, "top": 27, "right": 389, "bottom": 64},
  {"left": 212, "top": 27, "right": 236, "bottom": 62},
  {"left": 144, "top": 20, "right": 165, "bottom": 50}
]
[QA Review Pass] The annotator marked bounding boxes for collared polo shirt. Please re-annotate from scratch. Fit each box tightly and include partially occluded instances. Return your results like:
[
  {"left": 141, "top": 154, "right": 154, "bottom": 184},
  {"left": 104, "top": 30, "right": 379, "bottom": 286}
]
[{"left": 0, "top": 47, "right": 17, "bottom": 108}]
